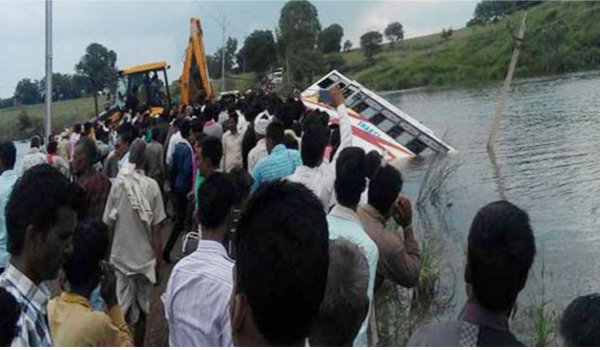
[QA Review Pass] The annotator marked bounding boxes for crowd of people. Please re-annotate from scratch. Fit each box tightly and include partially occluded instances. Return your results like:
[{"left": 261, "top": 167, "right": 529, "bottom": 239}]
[{"left": 0, "top": 84, "right": 598, "bottom": 347}]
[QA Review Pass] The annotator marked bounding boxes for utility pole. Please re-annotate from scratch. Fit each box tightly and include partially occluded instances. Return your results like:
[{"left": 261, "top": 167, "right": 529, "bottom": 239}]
[
  {"left": 44, "top": 0, "right": 53, "bottom": 144},
  {"left": 487, "top": 12, "right": 527, "bottom": 151},
  {"left": 221, "top": 14, "right": 226, "bottom": 93}
]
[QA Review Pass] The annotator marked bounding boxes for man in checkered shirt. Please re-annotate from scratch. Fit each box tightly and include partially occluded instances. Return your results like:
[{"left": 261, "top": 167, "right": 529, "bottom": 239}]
[
  {"left": 251, "top": 120, "right": 301, "bottom": 192},
  {"left": 408, "top": 201, "right": 536, "bottom": 346},
  {"left": 0, "top": 165, "right": 81, "bottom": 346}
]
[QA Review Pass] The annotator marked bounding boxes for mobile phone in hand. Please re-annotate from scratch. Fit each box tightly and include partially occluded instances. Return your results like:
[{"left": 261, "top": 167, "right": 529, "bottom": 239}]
[{"left": 318, "top": 89, "right": 332, "bottom": 105}]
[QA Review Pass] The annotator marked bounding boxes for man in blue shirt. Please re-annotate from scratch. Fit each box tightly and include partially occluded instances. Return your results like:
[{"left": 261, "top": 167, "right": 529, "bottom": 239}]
[
  {"left": 251, "top": 120, "right": 301, "bottom": 192},
  {"left": 326, "top": 147, "right": 379, "bottom": 346},
  {"left": 0, "top": 142, "right": 18, "bottom": 273},
  {"left": 163, "top": 119, "right": 194, "bottom": 263}
]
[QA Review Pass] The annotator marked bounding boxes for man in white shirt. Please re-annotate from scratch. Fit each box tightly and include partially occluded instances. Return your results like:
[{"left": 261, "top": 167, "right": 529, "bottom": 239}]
[
  {"left": 19, "top": 136, "right": 46, "bottom": 177},
  {"left": 247, "top": 111, "right": 272, "bottom": 173},
  {"left": 221, "top": 111, "right": 243, "bottom": 172},
  {"left": 103, "top": 140, "right": 166, "bottom": 346},
  {"left": 162, "top": 173, "right": 238, "bottom": 346},
  {"left": 287, "top": 85, "right": 352, "bottom": 210},
  {"left": 165, "top": 119, "right": 184, "bottom": 168}
]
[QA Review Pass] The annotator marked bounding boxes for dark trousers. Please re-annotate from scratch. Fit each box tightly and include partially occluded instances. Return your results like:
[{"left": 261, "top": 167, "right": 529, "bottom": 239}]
[{"left": 163, "top": 191, "right": 188, "bottom": 260}]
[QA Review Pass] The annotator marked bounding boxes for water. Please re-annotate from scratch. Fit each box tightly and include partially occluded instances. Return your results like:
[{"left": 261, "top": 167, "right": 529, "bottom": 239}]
[{"left": 388, "top": 71, "right": 600, "bottom": 334}]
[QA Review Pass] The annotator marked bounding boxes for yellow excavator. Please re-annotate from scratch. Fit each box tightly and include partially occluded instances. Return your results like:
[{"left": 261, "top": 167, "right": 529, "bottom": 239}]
[
  {"left": 99, "top": 17, "right": 213, "bottom": 121},
  {"left": 180, "top": 17, "right": 215, "bottom": 105}
]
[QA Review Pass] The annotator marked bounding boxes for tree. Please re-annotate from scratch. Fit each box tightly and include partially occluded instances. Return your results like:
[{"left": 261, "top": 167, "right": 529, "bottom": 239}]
[
  {"left": 343, "top": 40, "right": 353, "bottom": 52},
  {"left": 71, "top": 74, "right": 90, "bottom": 98},
  {"left": 238, "top": 30, "right": 278, "bottom": 74},
  {"left": 278, "top": 0, "right": 321, "bottom": 52},
  {"left": 207, "top": 55, "right": 221, "bottom": 79},
  {"left": 208, "top": 37, "right": 238, "bottom": 78},
  {"left": 75, "top": 43, "right": 117, "bottom": 94},
  {"left": 323, "top": 53, "right": 346, "bottom": 71},
  {"left": 360, "top": 31, "right": 383, "bottom": 62},
  {"left": 441, "top": 27, "right": 454, "bottom": 41},
  {"left": 384, "top": 22, "right": 404, "bottom": 46},
  {"left": 0, "top": 98, "right": 14, "bottom": 109},
  {"left": 225, "top": 37, "right": 238, "bottom": 71},
  {"left": 14, "top": 78, "right": 42, "bottom": 105},
  {"left": 278, "top": 0, "right": 321, "bottom": 84},
  {"left": 469, "top": 0, "right": 523, "bottom": 25},
  {"left": 318, "top": 24, "right": 344, "bottom": 53},
  {"left": 39, "top": 73, "right": 77, "bottom": 101}
]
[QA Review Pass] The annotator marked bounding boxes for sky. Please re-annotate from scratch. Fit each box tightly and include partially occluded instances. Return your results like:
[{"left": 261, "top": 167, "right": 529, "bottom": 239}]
[{"left": 0, "top": 0, "right": 478, "bottom": 98}]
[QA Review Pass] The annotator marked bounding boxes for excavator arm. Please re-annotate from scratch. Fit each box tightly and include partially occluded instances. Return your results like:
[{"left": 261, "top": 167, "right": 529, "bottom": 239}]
[{"left": 180, "top": 17, "right": 215, "bottom": 105}]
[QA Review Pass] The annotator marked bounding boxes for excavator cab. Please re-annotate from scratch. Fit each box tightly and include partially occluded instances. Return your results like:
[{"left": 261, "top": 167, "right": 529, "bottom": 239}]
[{"left": 115, "top": 61, "right": 172, "bottom": 117}]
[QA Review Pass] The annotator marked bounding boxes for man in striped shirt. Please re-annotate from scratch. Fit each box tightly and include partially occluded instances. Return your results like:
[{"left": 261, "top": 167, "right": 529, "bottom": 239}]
[
  {"left": 162, "top": 172, "right": 239, "bottom": 346},
  {"left": 0, "top": 165, "right": 81, "bottom": 346}
]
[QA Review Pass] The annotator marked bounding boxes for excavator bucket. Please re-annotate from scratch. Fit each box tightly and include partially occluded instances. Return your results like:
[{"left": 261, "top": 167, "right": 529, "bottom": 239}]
[{"left": 180, "top": 17, "right": 215, "bottom": 105}]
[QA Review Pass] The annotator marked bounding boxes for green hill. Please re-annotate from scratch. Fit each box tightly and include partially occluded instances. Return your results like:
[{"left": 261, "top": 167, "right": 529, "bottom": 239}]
[
  {"left": 0, "top": 97, "right": 96, "bottom": 140},
  {"left": 341, "top": 1, "right": 600, "bottom": 91}
]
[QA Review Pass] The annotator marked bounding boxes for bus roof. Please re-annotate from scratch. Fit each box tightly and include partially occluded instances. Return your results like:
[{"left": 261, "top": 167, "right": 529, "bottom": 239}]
[{"left": 120, "top": 61, "right": 168, "bottom": 75}]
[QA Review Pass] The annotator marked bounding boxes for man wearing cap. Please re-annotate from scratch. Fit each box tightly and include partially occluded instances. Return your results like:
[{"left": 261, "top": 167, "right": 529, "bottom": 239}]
[{"left": 247, "top": 111, "right": 272, "bottom": 173}]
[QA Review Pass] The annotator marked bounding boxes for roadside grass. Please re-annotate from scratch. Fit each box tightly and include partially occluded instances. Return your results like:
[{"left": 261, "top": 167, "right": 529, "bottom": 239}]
[{"left": 0, "top": 97, "right": 97, "bottom": 140}]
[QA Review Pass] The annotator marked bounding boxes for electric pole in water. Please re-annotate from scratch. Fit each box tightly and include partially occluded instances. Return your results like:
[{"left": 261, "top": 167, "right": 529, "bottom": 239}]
[
  {"left": 487, "top": 12, "right": 528, "bottom": 151},
  {"left": 44, "top": 0, "right": 53, "bottom": 144},
  {"left": 221, "top": 14, "right": 226, "bottom": 93}
]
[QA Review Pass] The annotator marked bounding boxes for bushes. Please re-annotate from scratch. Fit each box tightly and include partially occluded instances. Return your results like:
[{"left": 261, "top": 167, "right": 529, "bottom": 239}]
[{"left": 16, "top": 110, "right": 43, "bottom": 139}]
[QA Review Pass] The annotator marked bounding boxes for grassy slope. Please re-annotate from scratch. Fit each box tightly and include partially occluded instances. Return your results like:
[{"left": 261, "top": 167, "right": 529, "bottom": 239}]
[
  {"left": 0, "top": 97, "right": 96, "bottom": 139},
  {"left": 342, "top": 1, "right": 600, "bottom": 91}
]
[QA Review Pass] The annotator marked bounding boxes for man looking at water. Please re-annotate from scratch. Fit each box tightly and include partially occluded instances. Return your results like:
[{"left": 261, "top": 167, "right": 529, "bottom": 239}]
[
  {"left": 309, "top": 239, "right": 370, "bottom": 347},
  {"left": 288, "top": 85, "right": 352, "bottom": 210},
  {"left": 357, "top": 164, "right": 420, "bottom": 290},
  {"left": 0, "top": 142, "right": 17, "bottom": 274},
  {"left": 163, "top": 173, "right": 238, "bottom": 346},
  {"left": 560, "top": 293, "right": 600, "bottom": 346},
  {"left": 19, "top": 136, "right": 46, "bottom": 177},
  {"left": 408, "top": 200, "right": 536, "bottom": 346},
  {"left": 230, "top": 180, "right": 329, "bottom": 346},
  {"left": 0, "top": 165, "right": 81, "bottom": 346},
  {"left": 103, "top": 140, "right": 166, "bottom": 346},
  {"left": 73, "top": 137, "right": 111, "bottom": 221},
  {"left": 326, "top": 147, "right": 379, "bottom": 346}
]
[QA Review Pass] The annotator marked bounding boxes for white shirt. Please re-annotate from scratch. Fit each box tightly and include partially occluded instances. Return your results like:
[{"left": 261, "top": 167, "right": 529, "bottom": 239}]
[
  {"left": 217, "top": 110, "right": 229, "bottom": 126},
  {"left": 247, "top": 138, "right": 268, "bottom": 173},
  {"left": 287, "top": 164, "right": 334, "bottom": 211},
  {"left": 287, "top": 104, "right": 353, "bottom": 210},
  {"left": 221, "top": 130, "right": 243, "bottom": 172},
  {"left": 47, "top": 154, "right": 70, "bottom": 178},
  {"left": 103, "top": 170, "right": 166, "bottom": 282},
  {"left": 19, "top": 148, "right": 46, "bottom": 177},
  {"left": 166, "top": 131, "right": 183, "bottom": 167},
  {"left": 162, "top": 240, "right": 234, "bottom": 347}
]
